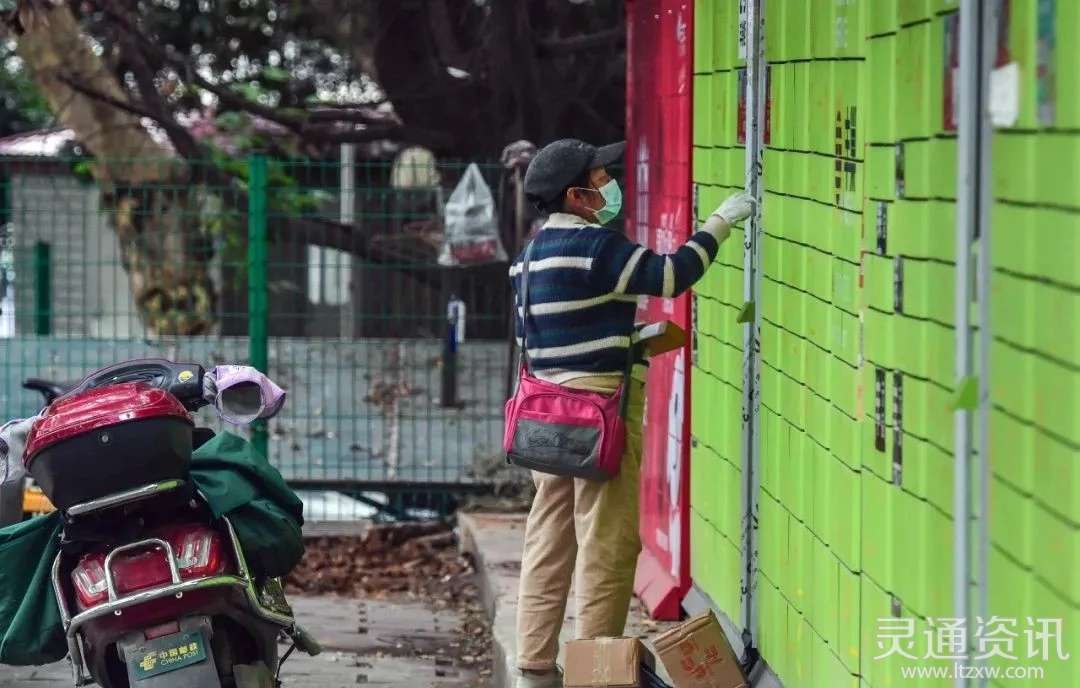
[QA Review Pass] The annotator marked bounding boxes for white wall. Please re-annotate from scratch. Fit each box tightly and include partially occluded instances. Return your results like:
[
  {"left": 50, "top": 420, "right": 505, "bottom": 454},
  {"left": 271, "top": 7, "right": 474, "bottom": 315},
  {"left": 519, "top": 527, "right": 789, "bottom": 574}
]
[{"left": 9, "top": 172, "right": 144, "bottom": 339}]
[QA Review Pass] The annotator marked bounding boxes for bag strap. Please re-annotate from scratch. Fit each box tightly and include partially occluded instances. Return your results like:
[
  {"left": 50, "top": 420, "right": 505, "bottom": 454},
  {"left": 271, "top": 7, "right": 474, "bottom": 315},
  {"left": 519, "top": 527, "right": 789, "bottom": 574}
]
[
  {"left": 519, "top": 240, "right": 535, "bottom": 373},
  {"left": 619, "top": 340, "right": 640, "bottom": 419}
]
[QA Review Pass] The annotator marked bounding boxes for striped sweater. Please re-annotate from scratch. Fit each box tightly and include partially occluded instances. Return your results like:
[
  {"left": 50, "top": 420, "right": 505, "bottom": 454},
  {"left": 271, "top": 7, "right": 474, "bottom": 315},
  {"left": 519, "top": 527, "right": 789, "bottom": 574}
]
[{"left": 510, "top": 212, "right": 728, "bottom": 384}]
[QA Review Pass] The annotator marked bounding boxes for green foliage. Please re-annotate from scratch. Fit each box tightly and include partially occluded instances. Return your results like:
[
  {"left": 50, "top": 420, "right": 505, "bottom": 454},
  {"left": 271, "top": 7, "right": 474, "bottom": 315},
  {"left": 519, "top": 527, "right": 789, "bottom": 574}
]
[
  {"left": 110, "top": 0, "right": 351, "bottom": 112},
  {"left": 261, "top": 66, "right": 291, "bottom": 83},
  {"left": 69, "top": 159, "right": 95, "bottom": 183},
  {"left": 203, "top": 143, "right": 330, "bottom": 264},
  {"left": 0, "top": 45, "right": 52, "bottom": 138}
]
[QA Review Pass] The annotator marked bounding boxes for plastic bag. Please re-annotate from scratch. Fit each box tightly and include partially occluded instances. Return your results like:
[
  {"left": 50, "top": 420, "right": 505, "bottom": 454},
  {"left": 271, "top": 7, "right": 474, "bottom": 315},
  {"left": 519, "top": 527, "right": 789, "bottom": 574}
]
[{"left": 439, "top": 163, "right": 508, "bottom": 266}]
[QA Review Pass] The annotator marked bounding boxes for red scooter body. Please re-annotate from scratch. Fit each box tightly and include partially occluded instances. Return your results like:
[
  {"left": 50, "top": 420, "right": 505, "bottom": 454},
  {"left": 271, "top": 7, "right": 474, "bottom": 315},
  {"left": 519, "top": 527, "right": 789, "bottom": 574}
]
[{"left": 16, "top": 360, "right": 318, "bottom": 688}]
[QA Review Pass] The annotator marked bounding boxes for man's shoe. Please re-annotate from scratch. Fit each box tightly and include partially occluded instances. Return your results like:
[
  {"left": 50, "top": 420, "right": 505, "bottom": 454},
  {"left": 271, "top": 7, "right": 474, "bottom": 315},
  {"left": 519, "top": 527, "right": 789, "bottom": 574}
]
[{"left": 514, "top": 668, "right": 563, "bottom": 688}]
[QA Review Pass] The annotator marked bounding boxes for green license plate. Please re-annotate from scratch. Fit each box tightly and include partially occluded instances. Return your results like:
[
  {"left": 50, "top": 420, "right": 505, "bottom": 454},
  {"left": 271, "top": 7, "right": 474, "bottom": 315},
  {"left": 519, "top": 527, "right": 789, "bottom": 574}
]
[{"left": 130, "top": 631, "right": 208, "bottom": 681}]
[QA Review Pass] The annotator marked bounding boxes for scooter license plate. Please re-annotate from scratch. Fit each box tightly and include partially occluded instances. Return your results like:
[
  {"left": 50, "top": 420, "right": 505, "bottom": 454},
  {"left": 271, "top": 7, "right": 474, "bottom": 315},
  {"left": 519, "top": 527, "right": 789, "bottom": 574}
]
[{"left": 130, "top": 631, "right": 208, "bottom": 680}]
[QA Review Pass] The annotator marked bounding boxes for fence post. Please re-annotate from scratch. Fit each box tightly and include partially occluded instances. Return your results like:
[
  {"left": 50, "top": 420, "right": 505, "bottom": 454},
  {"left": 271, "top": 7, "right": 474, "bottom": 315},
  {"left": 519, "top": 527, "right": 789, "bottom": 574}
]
[
  {"left": 32, "top": 241, "right": 51, "bottom": 336},
  {"left": 340, "top": 143, "right": 357, "bottom": 339},
  {"left": 248, "top": 154, "right": 270, "bottom": 458},
  {"left": 442, "top": 295, "right": 465, "bottom": 407}
]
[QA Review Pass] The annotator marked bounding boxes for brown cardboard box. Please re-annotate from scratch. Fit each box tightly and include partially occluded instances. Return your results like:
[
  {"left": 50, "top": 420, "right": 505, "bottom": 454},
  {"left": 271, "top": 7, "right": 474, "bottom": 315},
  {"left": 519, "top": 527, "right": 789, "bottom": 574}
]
[
  {"left": 634, "top": 320, "right": 687, "bottom": 357},
  {"left": 653, "top": 611, "right": 747, "bottom": 688},
  {"left": 564, "top": 637, "right": 650, "bottom": 688}
]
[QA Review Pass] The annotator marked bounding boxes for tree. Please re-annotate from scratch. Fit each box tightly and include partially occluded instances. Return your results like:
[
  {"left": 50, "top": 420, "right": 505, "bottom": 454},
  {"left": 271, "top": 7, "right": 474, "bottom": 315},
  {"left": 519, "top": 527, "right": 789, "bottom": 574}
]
[
  {"left": 55, "top": 0, "right": 625, "bottom": 158},
  {"left": 1, "top": 0, "right": 626, "bottom": 334},
  {"left": 321, "top": 0, "right": 626, "bottom": 156},
  {"left": 8, "top": 3, "right": 215, "bottom": 334}
]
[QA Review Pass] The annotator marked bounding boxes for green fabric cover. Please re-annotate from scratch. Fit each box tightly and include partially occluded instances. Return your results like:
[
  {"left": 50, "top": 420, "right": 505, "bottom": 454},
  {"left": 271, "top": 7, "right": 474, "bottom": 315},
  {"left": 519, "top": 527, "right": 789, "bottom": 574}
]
[
  {"left": 0, "top": 513, "right": 65, "bottom": 665},
  {"left": 0, "top": 432, "right": 304, "bottom": 666},
  {"left": 189, "top": 432, "right": 305, "bottom": 579}
]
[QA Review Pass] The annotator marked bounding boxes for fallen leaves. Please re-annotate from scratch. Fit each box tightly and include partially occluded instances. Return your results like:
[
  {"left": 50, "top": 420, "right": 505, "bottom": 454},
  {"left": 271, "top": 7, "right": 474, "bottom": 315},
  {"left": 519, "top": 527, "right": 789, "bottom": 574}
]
[{"left": 285, "top": 521, "right": 475, "bottom": 605}]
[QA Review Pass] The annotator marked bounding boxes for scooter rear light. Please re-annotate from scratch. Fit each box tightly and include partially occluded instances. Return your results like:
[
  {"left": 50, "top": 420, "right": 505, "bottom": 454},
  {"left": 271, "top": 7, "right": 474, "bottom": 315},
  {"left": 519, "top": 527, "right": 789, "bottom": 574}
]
[
  {"left": 112, "top": 550, "right": 172, "bottom": 595},
  {"left": 72, "top": 555, "right": 109, "bottom": 608},
  {"left": 174, "top": 526, "right": 224, "bottom": 578},
  {"left": 70, "top": 525, "right": 228, "bottom": 609}
]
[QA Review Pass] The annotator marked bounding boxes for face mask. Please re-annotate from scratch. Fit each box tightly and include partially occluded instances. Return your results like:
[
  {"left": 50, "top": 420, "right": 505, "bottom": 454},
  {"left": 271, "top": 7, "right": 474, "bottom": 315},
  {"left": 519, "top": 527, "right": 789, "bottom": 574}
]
[{"left": 577, "top": 180, "right": 622, "bottom": 225}]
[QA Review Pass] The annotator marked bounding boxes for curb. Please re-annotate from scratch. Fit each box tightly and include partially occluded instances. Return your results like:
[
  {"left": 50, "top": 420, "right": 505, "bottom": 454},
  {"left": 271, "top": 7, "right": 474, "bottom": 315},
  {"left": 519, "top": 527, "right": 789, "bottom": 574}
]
[{"left": 459, "top": 512, "right": 527, "bottom": 688}]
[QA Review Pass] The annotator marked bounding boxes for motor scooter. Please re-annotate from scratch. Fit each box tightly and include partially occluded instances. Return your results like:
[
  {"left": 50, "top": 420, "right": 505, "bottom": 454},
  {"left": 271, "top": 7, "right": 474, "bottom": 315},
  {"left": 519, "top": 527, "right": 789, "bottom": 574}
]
[{"left": 6, "top": 358, "right": 319, "bottom": 687}]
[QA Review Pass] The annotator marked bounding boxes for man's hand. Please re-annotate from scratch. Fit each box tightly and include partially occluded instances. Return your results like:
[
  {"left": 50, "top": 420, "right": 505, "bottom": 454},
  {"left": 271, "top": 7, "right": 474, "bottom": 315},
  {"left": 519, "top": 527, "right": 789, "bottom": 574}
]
[{"left": 712, "top": 191, "right": 756, "bottom": 225}]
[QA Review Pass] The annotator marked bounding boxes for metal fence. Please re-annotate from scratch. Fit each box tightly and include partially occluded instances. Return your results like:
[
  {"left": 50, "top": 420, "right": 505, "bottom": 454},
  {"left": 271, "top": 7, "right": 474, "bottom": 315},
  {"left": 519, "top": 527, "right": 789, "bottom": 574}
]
[{"left": 0, "top": 152, "right": 515, "bottom": 519}]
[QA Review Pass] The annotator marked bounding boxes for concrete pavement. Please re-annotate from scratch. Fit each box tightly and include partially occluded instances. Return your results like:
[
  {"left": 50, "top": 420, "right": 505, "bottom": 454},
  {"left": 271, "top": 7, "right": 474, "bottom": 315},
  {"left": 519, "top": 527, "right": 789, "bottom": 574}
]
[{"left": 0, "top": 595, "right": 486, "bottom": 687}]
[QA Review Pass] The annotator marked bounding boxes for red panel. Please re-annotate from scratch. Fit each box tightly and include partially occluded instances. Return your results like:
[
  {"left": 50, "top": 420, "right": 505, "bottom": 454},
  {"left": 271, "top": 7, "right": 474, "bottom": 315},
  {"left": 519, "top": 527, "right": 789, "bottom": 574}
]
[{"left": 624, "top": 0, "right": 693, "bottom": 621}]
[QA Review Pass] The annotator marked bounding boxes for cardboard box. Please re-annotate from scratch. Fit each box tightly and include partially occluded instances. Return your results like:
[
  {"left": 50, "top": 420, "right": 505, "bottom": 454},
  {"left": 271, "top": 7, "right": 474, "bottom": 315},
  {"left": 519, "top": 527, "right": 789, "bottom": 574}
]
[
  {"left": 564, "top": 637, "right": 651, "bottom": 688},
  {"left": 653, "top": 611, "right": 747, "bottom": 688},
  {"left": 634, "top": 320, "right": 687, "bottom": 357}
]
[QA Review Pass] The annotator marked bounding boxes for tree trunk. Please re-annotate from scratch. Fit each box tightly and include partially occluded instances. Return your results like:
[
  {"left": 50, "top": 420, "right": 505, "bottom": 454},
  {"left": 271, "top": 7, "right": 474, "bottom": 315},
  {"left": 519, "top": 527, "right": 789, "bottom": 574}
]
[{"left": 13, "top": 4, "right": 216, "bottom": 335}]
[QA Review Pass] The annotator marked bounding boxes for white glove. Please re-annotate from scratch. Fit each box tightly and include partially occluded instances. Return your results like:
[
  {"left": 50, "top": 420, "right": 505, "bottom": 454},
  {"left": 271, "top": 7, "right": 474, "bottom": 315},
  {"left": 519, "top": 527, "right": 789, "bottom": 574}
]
[{"left": 712, "top": 191, "right": 756, "bottom": 225}]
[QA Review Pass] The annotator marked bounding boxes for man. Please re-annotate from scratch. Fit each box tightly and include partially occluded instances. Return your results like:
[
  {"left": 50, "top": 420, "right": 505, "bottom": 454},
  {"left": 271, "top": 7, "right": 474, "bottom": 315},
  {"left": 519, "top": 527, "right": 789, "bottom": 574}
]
[{"left": 510, "top": 138, "right": 753, "bottom": 687}]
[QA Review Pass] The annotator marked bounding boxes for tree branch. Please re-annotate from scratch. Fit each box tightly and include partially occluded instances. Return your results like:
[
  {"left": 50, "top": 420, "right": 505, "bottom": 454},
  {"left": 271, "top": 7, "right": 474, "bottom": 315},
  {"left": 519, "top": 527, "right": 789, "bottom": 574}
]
[
  {"left": 573, "top": 97, "right": 620, "bottom": 140},
  {"left": 55, "top": 73, "right": 155, "bottom": 121},
  {"left": 94, "top": 5, "right": 449, "bottom": 151},
  {"left": 305, "top": 108, "right": 394, "bottom": 124},
  {"left": 302, "top": 123, "right": 454, "bottom": 148},
  {"left": 93, "top": 4, "right": 305, "bottom": 128},
  {"left": 427, "top": 0, "right": 470, "bottom": 72},
  {"left": 539, "top": 28, "right": 624, "bottom": 53},
  {"left": 58, "top": 70, "right": 202, "bottom": 165},
  {"left": 111, "top": 25, "right": 205, "bottom": 161}
]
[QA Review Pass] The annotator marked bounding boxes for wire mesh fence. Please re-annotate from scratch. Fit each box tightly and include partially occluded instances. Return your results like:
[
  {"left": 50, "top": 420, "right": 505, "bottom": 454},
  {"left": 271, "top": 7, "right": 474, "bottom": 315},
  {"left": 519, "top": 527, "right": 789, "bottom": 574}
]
[{"left": 0, "top": 152, "right": 515, "bottom": 519}]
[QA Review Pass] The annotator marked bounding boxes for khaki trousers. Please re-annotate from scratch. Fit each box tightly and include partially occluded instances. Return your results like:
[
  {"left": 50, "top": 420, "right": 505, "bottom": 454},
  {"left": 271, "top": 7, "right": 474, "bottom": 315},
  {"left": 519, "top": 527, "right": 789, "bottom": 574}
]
[{"left": 515, "top": 370, "right": 645, "bottom": 671}]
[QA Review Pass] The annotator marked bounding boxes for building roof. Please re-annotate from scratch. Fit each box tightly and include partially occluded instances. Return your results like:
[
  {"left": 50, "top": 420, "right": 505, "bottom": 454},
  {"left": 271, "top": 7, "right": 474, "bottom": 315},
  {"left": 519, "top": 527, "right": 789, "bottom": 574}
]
[{"left": 0, "top": 129, "right": 78, "bottom": 158}]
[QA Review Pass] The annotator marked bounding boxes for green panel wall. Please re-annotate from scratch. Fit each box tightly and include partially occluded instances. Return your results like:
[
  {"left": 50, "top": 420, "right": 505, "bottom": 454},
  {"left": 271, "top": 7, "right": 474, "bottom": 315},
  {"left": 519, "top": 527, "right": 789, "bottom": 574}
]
[
  {"left": 690, "top": 2, "right": 1077, "bottom": 687},
  {"left": 860, "top": 4, "right": 961, "bottom": 687},
  {"left": 986, "top": 2, "right": 1080, "bottom": 686},
  {"left": 756, "top": 0, "right": 878, "bottom": 685},
  {"left": 690, "top": 0, "right": 746, "bottom": 621}
]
